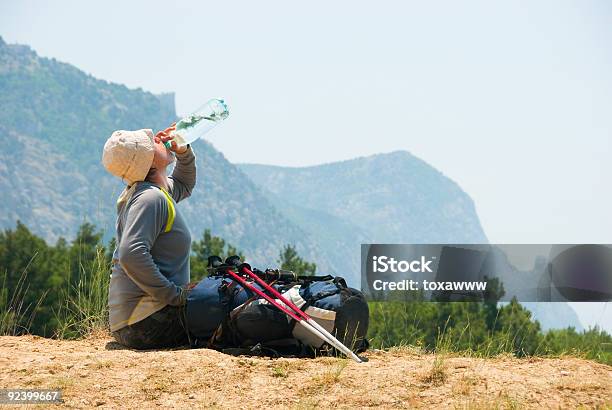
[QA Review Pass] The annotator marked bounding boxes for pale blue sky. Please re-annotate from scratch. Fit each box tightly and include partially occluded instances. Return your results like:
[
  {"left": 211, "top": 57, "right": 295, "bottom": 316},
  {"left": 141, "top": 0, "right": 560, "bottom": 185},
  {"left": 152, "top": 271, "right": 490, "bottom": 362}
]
[{"left": 1, "top": 0, "right": 610, "bottom": 330}]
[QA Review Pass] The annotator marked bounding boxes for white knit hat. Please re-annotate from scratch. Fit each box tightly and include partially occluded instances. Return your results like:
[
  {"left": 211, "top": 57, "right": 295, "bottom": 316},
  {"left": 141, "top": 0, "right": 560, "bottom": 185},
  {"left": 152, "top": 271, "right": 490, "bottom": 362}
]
[{"left": 102, "top": 129, "right": 155, "bottom": 185}]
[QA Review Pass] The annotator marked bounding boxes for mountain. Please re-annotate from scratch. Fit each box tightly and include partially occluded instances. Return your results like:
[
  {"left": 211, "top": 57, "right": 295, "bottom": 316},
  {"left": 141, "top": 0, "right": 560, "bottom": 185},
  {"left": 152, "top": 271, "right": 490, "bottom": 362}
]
[
  {"left": 521, "top": 302, "right": 583, "bottom": 332},
  {"left": 0, "top": 36, "right": 323, "bottom": 272},
  {"left": 239, "top": 155, "right": 488, "bottom": 280},
  {"left": 239, "top": 154, "right": 487, "bottom": 243}
]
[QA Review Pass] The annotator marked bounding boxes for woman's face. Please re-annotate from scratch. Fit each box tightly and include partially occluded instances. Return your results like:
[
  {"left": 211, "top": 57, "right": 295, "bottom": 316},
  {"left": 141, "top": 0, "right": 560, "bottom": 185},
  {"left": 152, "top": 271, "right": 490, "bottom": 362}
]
[{"left": 151, "top": 135, "right": 176, "bottom": 169}]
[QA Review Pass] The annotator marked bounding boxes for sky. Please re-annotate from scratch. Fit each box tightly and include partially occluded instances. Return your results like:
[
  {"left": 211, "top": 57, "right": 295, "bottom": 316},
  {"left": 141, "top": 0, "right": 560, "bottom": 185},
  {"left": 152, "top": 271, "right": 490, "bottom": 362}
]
[{"left": 1, "top": 0, "right": 610, "bottom": 330}]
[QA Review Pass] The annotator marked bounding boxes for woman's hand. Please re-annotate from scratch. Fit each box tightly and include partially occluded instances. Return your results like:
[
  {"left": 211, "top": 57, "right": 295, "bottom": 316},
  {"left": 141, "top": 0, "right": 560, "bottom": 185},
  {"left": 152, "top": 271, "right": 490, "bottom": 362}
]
[{"left": 155, "top": 123, "right": 188, "bottom": 154}]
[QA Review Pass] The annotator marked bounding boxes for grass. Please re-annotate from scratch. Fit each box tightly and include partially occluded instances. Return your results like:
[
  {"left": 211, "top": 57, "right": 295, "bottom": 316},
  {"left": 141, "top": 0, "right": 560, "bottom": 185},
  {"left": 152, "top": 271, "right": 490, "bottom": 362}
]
[
  {"left": 237, "top": 358, "right": 257, "bottom": 368},
  {"left": 0, "top": 256, "right": 47, "bottom": 336},
  {"left": 54, "top": 376, "right": 75, "bottom": 391},
  {"left": 140, "top": 369, "right": 174, "bottom": 400},
  {"left": 300, "top": 358, "right": 348, "bottom": 396},
  {"left": 452, "top": 374, "right": 480, "bottom": 396},
  {"left": 53, "top": 246, "right": 110, "bottom": 339},
  {"left": 456, "top": 393, "right": 523, "bottom": 410},
  {"left": 92, "top": 358, "right": 113, "bottom": 370},
  {"left": 368, "top": 302, "right": 612, "bottom": 366},
  {"left": 320, "top": 359, "right": 348, "bottom": 384},
  {"left": 271, "top": 362, "right": 289, "bottom": 378},
  {"left": 421, "top": 354, "right": 448, "bottom": 386}
]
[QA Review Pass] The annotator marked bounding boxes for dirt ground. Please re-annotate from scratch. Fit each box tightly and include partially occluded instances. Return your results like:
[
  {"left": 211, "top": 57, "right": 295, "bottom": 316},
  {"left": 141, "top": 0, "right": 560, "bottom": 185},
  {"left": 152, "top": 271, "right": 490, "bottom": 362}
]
[{"left": 0, "top": 335, "right": 610, "bottom": 409}]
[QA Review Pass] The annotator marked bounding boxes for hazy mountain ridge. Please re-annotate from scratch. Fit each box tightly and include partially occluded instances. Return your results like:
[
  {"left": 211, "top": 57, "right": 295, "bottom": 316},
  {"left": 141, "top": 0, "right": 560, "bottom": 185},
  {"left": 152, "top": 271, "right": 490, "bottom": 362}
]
[{"left": 239, "top": 152, "right": 487, "bottom": 245}]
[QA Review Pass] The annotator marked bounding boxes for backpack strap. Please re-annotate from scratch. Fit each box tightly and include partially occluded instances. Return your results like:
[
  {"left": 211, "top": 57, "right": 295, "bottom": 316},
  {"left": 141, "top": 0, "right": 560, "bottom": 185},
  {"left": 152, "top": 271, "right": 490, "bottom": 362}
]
[
  {"left": 221, "top": 339, "right": 315, "bottom": 359},
  {"left": 158, "top": 187, "right": 176, "bottom": 232},
  {"left": 117, "top": 182, "right": 176, "bottom": 233}
]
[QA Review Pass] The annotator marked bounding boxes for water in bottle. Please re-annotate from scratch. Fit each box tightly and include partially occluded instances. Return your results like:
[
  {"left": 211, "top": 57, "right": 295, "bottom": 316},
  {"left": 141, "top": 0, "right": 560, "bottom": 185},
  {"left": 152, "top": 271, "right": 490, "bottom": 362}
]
[{"left": 164, "top": 98, "right": 229, "bottom": 149}]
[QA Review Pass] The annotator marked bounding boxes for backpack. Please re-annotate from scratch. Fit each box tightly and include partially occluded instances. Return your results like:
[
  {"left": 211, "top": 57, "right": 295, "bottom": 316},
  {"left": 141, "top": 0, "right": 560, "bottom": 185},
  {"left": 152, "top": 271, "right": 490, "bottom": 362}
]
[
  {"left": 185, "top": 275, "right": 261, "bottom": 346},
  {"left": 185, "top": 269, "right": 369, "bottom": 357}
]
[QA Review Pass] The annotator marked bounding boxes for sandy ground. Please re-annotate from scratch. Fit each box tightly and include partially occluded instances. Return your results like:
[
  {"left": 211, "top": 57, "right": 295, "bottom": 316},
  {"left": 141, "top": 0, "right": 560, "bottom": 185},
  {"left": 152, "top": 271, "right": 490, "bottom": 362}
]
[{"left": 0, "top": 335, "right": 610, "bottom": 409}]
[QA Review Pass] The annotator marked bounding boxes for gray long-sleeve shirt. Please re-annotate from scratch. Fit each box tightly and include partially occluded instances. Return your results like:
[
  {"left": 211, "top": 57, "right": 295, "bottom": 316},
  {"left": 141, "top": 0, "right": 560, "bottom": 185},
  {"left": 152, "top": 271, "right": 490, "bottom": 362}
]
[{"left": 109, "top": 146, "right": 196, "bottom": 332}]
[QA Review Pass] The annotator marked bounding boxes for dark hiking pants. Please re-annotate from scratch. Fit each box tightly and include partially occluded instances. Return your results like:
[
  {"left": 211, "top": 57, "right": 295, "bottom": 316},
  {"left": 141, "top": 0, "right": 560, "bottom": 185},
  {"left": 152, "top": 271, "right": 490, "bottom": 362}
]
[{"left": 112, "top": 305, "right": 190, "bottom": 350}]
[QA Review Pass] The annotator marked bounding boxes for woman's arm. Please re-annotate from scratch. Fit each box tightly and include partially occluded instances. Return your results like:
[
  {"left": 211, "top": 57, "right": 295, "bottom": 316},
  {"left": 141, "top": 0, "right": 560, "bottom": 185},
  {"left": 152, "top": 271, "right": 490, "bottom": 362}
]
[
  {"left": 169, "top": 145, "right": 196, "bottom": 202},
  {"left": 117, "top": 190, "right": 187, "bottom": 306},
  {"left": 155, "top": 125, "right": 197, "bottom": 203}
]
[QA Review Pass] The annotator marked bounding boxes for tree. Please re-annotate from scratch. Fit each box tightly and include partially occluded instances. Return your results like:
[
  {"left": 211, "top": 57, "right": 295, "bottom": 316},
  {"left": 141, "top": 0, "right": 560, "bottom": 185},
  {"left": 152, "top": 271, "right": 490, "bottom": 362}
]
[
  {"left": 0, "top": 221, "right": 57, "bottom": 335},
  {"left": 68, "top": 222, "right": 104, "bottom": 285},
  {"left": 493, "top": 298, "right": 542, "bottom": 356},
  {"left": 191, "top": 229, "right": 243, "bottom": 280},
  {"left": 0, "top": 221, "right": 111, "bottom": 337},
  {"left": 277, "top": 244, "right": 316, "bottom": 276},
  {"left": 482, "top": 276, "right": 505, "bottom": 331}
]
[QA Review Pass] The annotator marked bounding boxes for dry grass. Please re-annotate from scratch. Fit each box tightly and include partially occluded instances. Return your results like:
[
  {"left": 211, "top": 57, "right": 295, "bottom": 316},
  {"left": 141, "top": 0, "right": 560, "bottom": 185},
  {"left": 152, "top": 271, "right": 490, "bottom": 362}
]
[
  {"left": 421, "top": 354, "right": 448, "bottom": 386},
  {"left": 452, "top": 373, "right": 480, "bottom": 396},
  {"left": 456, "top": 392, "right": 523, "bottom": 410},
  {"left": 271, "top": 362, "right": 289, "bottom": 378}
]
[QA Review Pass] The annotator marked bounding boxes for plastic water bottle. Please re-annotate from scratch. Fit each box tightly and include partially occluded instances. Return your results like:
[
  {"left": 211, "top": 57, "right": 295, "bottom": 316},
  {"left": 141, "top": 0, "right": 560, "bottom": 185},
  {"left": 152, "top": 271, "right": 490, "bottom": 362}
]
[{"left": 164, "top": 98, "right": 229, "bottom": 149}]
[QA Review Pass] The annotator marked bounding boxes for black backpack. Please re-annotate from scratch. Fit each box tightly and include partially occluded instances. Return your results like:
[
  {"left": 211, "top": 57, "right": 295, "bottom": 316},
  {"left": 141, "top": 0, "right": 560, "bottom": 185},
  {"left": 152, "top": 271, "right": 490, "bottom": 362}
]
[{"left": 185, "top": 268, "right": 369, "bottom": 358}]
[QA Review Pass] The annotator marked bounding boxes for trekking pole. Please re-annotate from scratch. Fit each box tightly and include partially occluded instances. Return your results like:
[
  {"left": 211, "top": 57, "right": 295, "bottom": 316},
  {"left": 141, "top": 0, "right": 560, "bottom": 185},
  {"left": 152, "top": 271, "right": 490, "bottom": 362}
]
[
  {"left": 223, "top": 269, "right": 364, "bottom": 363},
  {"left": 237, "top": 264, "right": 366, "bottom": 363}
]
